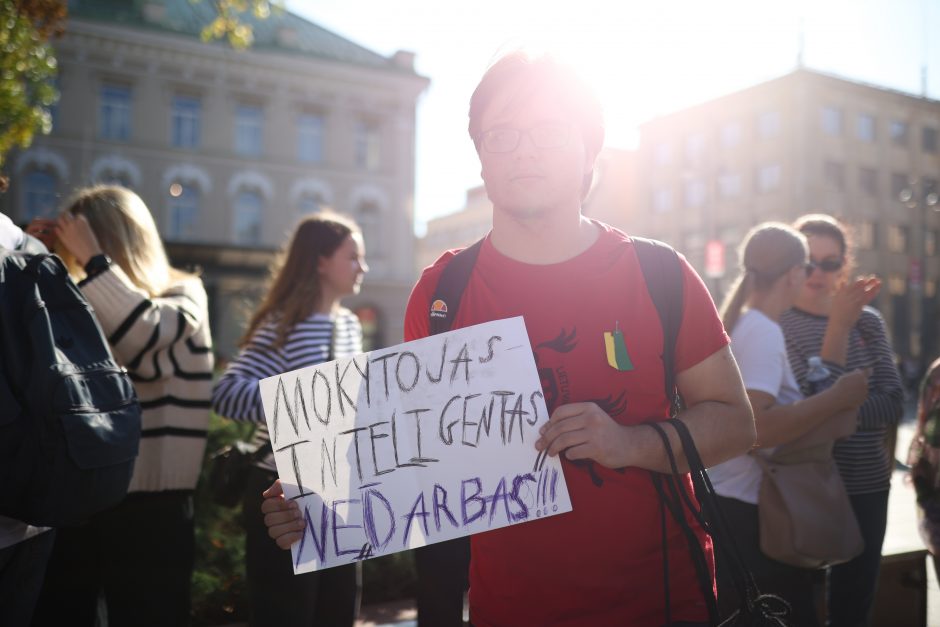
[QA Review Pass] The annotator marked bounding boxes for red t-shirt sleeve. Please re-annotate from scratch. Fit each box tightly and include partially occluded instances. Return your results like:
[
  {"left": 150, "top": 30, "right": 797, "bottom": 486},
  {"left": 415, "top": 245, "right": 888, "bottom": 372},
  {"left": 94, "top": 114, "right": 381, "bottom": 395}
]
[
  {"left": 674, "top": 251, "right": 730, "bottom": 374},
  {"left": 403, "top": 250, "right": 458, "bottom": 342}
]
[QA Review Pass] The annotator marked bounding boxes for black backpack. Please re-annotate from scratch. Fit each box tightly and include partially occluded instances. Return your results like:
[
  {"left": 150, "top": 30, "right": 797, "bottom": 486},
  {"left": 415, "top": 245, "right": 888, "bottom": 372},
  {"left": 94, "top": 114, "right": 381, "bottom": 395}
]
[{"left": 0, "top": 249, "right": 142, "bottom": 526}]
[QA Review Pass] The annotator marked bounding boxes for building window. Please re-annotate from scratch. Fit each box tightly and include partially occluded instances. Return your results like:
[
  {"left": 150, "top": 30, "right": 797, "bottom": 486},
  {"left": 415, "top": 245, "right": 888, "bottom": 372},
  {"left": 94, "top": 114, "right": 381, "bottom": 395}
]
[
  {"left": 234, "top": 189, "right": 263, "bottom": 244},
  {"left": 757, "top": 164, "right": 781, "bottom": 193},
  {"left": 822, "top": 106, "right": 843, "bottom": 136},
  {"left": 357, "top": 201, "right": 381, "bottom": 256},
  {"left": 298, "top": 113, "right": 324, "bottom": 163},
  {"left": 824, "top": 160, "right": 845, "bottom": 190},
  {"left": 887, "top": 224, "right": 909, "bottom": 253},
  {"left": 99, "top": 84, "right": 131, "bottom": 141},
  {"left": 354, "top": 120, "right": 380, "bottom": 170},
  {"left": 685, "top": 133, "right": 705, "bottom": 164},
  {"left": 653, "top": 142, "right": 671, "bottom": 165},
  {"left": 924, "top": 127, "right": 939, "bottom": 154},
  {"left": 684, "top": 179, "right": 706, "bottom": 207},
  {"left": 857, "top": 221, "right": 877, "bottom": 250},
  {"left": 924, "top": 178, "right": 939, "bottom": 205},
  {"left": 172, "top": 95, "right": 201, "bottom": 149},
  {"left": 758, "top": 111, "right": 780, "bottom": 138},
  {"left": 168, "top": 183, "right": 199, "bottom": 240},
  {"left": 718, "top": 172, "right": 741, "bottom": 198},
  {"left": 298, "top": 193, "right": 324, "bottom": 216},
  {"left": 859, "top": 167, "right": 878, "bottom": 196},
  {"left": 720, "top": 121, "right": 741, "bottom": 147},
  {"left": 235, "top": 104, "right": 263, "bottom": 157},
  {"left": 97, "top": 170, "right": 133, "bottom": 188},
  {"left": 22, "top": 169, "right": 58, "bottom": 221},
  {"left": 888, "top": 274, "right": 907, "bottom": 296},
  {"left": 857, "top": 114, "right": 876, "bottom": 142},
  {"left": 890, "top": 120, "right": 909, "bottom": 146},
  {"left": 652, "top": 188, "right": 673, "bottom": 213},
  {"left": 891, "top": 173, "right": 910, "bottom": 201}
]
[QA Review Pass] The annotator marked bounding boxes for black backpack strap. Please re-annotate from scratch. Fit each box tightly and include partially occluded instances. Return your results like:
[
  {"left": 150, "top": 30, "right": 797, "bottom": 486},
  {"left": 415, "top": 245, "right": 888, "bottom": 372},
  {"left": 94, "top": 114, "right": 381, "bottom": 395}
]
[
  {"left": 632, "top": 236, "right": 684, "bottom": 404},
  {"left": 428, "top": 238, "right": 485, "bottom": 336}
]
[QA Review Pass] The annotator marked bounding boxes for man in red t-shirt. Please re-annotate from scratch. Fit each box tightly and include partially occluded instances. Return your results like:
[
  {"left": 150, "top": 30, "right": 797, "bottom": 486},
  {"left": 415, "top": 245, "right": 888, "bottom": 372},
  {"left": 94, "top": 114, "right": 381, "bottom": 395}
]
[{"left": 262, "top": 51, "right": 754, "bottom": 626}]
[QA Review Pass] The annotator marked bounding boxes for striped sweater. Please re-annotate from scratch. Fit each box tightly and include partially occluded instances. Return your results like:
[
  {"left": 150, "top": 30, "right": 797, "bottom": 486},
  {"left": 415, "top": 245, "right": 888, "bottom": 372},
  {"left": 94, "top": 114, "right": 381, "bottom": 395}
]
[
  {"left": 780, "top": 306, "right": 904, "bottom": 494},
  {"left": 211, "top": 310, "right": 362, "bottom": 470},
  {"left": 80, "top": 264, "right": 214, "bottom": 493}
]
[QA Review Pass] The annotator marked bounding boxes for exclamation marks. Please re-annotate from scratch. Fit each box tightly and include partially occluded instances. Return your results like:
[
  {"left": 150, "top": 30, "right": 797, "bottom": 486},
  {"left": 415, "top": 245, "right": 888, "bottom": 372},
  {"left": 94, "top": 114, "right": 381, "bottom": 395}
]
[{"left": 533, "top": 467, "right": 559, "bottom": 518}]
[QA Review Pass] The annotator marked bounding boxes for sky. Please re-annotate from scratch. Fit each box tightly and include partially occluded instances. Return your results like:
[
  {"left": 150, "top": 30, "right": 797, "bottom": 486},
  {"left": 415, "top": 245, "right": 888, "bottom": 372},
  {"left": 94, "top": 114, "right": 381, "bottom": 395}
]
[{"left": 286, "top": 0, "right": 940, "bottom": 235}]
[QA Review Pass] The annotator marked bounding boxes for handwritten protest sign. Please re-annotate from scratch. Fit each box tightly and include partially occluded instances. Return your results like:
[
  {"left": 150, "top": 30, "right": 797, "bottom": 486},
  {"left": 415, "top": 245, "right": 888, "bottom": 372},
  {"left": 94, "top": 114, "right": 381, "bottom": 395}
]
[{"left": 259, "top": 316, "right": 572, "bottom": 573}]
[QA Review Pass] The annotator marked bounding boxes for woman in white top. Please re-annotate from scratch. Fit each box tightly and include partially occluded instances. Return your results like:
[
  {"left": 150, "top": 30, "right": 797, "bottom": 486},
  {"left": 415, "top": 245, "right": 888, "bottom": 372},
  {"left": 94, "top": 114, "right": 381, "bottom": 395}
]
[{"left": 709, "top": 222, "right": 867, "bottom": 626}]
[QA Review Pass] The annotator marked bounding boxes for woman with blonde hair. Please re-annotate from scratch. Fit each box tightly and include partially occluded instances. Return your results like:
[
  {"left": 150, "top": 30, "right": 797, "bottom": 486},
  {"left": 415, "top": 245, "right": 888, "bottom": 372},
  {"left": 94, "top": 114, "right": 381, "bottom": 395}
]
[
  {"left": 211, "top": 212, "right": 367, "bottom": 627},
  {"left": 780, "top": 214, "right": 902, "bottom": 625},
  {"left": 709, "top": 222, "right": 868, "bottom": 626},
  {"left": 28, "top": 185, "right": 214, "bottom": 626}
]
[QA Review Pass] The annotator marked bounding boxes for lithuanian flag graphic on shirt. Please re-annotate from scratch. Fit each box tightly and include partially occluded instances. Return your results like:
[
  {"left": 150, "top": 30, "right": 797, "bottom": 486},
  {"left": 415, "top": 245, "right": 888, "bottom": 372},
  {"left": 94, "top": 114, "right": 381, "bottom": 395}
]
[{"left": 604, "top": 323, "right": 634, "bottom": 371}]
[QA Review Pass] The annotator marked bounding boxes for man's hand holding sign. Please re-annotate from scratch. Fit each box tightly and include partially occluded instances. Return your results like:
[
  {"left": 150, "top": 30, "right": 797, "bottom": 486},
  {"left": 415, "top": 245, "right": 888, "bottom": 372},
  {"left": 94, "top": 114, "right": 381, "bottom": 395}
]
[{"left": 258, "top": 317, "right": 571, "bottom": 572}]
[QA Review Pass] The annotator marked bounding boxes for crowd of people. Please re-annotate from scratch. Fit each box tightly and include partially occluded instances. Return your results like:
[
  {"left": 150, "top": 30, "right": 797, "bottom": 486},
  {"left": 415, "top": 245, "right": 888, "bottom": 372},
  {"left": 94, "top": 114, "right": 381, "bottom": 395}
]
[{"left": 0, "top": 48, "right": 933, "bottom": 627}]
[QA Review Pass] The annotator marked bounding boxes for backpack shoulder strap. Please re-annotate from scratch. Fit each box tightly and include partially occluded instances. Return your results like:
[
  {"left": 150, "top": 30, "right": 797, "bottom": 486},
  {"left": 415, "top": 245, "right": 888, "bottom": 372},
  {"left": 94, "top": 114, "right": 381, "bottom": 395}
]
[
  {"left": 631, "top": 236, "right": 684, "bottom": 401},
  {"left": 428, "top": 238, "right": 485, "bottom": 336}
]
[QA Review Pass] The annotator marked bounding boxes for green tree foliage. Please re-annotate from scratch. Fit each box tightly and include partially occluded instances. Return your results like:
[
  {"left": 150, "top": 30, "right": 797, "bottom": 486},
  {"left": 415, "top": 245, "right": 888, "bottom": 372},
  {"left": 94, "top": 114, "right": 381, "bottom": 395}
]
[
  {"left": 199, "top": 0, "right": 284, "bottom": 49},
  {"left": 0, "top": 0, "right": 64, "bottom": 170}
]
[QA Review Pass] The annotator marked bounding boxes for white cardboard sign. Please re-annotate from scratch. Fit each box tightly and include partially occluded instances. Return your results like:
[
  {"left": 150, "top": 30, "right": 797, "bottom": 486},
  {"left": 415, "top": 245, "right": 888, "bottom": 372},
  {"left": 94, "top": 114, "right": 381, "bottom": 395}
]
[{"left": 259, "top": 316, "right": 572, "bottom": 573}]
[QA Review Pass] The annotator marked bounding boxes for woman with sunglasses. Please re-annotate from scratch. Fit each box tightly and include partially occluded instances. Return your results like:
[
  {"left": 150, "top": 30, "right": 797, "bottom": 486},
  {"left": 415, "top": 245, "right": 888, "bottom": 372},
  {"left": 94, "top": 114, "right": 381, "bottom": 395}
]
[
  {"left": 780, "top": 214, "right": 904, "bottom": 626},
  {"left": 710, "top": 222, "right": 868, "bottom": 625}
]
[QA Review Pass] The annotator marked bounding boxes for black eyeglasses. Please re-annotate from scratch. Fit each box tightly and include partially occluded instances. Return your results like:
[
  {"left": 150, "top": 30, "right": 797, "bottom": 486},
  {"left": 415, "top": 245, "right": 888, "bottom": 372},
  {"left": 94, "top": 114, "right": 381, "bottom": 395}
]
[
  {"left": 477, "top": 123, "right": 570, "bottom": 153},
  {"left": 805, "top": 257, "right": 845, "bottom": 275}
]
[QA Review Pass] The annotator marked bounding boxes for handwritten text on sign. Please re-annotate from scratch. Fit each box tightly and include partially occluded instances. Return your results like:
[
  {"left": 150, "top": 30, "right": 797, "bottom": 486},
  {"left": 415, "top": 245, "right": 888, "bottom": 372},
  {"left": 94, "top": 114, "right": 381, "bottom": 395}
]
[{"left": 259, "top": 317, "right": 572, "bottom": 573}]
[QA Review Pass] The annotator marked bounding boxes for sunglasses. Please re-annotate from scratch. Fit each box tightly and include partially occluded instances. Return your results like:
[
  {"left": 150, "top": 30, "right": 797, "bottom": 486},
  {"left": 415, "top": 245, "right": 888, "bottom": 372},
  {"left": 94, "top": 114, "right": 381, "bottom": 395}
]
[{"left": 805, "top": 258, "right": 845, "bottom": 276}]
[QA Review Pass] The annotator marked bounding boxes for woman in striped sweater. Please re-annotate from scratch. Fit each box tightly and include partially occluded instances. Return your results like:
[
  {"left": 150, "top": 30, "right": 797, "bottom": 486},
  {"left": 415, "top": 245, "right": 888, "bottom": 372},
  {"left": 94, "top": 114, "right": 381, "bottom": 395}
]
[
  {"left": 780, "top": 214, "right": 904, "bottom": 626},
  {"left": 29, "top": 185, "right": 214, "bottom": 626},
  {"left": 212, "top": 213, "right": 367, "bottom": 627}
]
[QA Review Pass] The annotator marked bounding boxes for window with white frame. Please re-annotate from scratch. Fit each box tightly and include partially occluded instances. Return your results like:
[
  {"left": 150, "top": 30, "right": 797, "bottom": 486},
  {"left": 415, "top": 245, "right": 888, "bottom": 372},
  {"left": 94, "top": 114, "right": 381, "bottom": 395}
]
[
  {"left": 234, "top": 189, "right": 263, "bottom": 244},
  {"left": 758, "top": 111, "right": 780, "bottom": 138},
  {"left": 172, "top": 95, "right": 201, "bottom": 149},
  {"left": 684, "top": 179, "right": 706, "bottom": 207},
  {"left": 100, "top": 84, "right": 131, "bottom": 141},
  {"left": 757, "top": 164, "right": 781, "bottom": 192},
  {"left": 168, "top": 183, "right": 200, "bottom": 240},
  {"left": 22, "top": 169, "right": 58, "bottom": 221},
  {"left": 857, "top": 114, "right": 876, "bottom": 142},
  {"left": 357, "top": 200, "right": 381, "bottom": 256},
  {"left": 718, "top": 172, "right": 741, "bottom": 198},
  {"left": 890, "top": 120, "right": 909, "bottom": 146},
  {"left": 822, "top": 106, "right": 843, "bottom": 136},
  {"left": 924, "top": 127, "right": 939, "bottom": 154},
  {"left": 354, "top": 120, "right": 381, "bottom": 170},
  {"left": 298, "top": 113, "right": 324, "bottom": 163},
  {"left": 235, "top": 104, "right": 263, "bottom": 157},
  {"left": 298, "top": 193, "right": 324, "bottom": 216}
]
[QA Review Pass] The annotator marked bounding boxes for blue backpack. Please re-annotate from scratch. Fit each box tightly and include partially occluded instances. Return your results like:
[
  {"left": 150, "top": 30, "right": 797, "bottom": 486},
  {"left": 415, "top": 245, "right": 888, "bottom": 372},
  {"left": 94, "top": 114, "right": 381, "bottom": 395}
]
[{"left": 0, "top": 249, "right": 142, "bottom": 526}]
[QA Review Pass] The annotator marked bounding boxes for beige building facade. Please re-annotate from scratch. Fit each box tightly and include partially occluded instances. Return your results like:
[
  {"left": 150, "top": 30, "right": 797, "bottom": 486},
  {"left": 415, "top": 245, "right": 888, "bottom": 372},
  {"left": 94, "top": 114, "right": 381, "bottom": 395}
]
[
  {"left": 629, "top": 68, "right": 940, "bottom": 366},
  {"left": 2, "top": 0, "right": 428, "bottom": 357}
]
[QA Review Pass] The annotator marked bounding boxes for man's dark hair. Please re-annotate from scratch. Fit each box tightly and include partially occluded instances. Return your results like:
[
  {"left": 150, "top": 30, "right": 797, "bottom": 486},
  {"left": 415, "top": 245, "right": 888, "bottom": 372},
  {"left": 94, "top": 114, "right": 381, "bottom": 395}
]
[{"left": 468, "top": 51, "right": 605, "bottom": 199}]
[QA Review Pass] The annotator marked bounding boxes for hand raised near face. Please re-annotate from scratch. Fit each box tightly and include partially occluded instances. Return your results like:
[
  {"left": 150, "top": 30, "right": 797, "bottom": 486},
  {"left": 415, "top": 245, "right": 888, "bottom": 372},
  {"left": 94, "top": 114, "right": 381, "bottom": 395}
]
[
  {"left": 55, "top": 212, "right": 104, "bottom": 266},
  {"left": 829, "top": 276, "right": 881, "bottom": 330}
]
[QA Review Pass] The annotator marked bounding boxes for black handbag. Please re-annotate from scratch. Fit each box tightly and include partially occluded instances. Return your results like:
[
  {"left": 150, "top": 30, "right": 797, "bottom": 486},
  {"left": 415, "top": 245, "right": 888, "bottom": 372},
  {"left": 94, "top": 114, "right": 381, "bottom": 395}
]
[
  {"left": 647, "top": 418, "right": 791, "bottom": 627},
  {"left": 207, "top": 439, "right": 271, "bottom": 508}
]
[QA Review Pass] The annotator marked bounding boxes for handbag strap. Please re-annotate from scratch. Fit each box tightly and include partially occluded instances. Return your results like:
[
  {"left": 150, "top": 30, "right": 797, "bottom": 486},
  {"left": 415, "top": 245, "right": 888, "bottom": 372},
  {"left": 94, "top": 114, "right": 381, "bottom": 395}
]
[{"left": 647, "top": 418, "right": 791, "bottom": 626}]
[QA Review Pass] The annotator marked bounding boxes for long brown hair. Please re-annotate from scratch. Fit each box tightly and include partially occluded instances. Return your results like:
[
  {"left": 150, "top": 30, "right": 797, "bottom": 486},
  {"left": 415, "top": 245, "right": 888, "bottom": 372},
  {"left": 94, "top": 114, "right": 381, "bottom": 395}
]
[
  {"left": 241, "top": 212, "right": 359, "bottom": 349},
  {"left": 719, "top": 222, "right": 808, "bottom": 332},
  {"left": 61, "top": 185, "right": 186, "bottom": 296}
]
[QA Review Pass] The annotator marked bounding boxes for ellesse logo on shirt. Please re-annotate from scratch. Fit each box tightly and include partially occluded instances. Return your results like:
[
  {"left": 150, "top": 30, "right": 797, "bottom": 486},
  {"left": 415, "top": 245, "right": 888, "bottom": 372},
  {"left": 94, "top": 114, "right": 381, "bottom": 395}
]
[{"left": 429, "top": 299, "right": 448, "bottom": 319}]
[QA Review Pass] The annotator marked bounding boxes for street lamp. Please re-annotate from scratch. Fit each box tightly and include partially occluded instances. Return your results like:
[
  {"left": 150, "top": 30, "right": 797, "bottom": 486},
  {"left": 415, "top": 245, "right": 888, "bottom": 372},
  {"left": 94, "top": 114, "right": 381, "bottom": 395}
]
[{"left": 899, "top": 178, "right": 940, "bottom": 374}]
